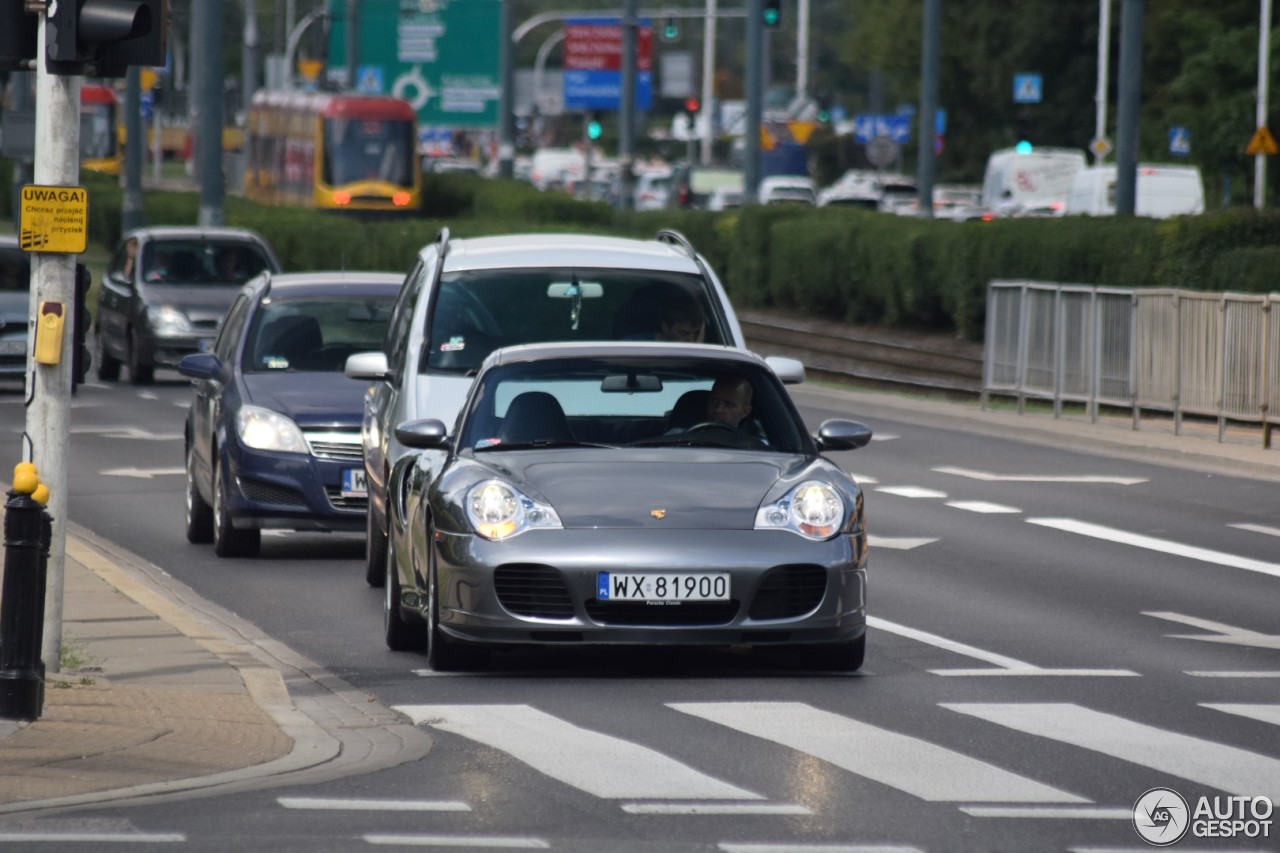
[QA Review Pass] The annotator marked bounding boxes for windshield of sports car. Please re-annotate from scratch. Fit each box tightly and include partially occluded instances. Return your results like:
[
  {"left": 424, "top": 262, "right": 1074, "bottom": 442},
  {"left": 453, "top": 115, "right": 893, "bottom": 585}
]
[
  {"left": 245, "top": 295, "right": 395, "bottom": 373},
  {"left": 423, "top": 270, "right": 729, "bottom": 374},
  {"left": 460, "top": 357, "right": 810, "bottom": 454}
]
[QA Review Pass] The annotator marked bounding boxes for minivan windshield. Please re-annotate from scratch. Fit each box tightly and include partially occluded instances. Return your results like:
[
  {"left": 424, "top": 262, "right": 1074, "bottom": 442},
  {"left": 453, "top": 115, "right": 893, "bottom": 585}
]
[{"left": 422, "top": 270, "right": 729, "bottom": 374}]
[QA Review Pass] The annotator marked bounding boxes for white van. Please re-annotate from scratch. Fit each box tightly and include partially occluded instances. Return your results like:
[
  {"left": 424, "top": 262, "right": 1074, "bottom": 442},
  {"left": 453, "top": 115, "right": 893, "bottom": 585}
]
[
  {"left": 981, "top": 147, "right": 1088, "bottom": 216},
  {"left": 1065, "top": 164, "right": 1205, "bottom": 218}
]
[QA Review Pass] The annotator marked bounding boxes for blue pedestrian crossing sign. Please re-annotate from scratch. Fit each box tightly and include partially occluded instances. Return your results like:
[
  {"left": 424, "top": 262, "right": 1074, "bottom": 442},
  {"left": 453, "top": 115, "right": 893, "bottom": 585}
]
[
  {"left": 1169, "top": 126, "right": 1191, "bottom": 156},
  {"left": 356, "top": 66, "right": 384, "bottom": 94},
  {"left": 1013, "top": 73, "right": 1042, "bottom": 104}
]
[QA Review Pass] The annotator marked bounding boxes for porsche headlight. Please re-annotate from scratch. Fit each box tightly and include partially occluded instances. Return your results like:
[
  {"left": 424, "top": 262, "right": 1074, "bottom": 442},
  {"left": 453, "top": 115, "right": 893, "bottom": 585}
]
[
  {"left": 465, "top": 479, "right": 562, "bottom": 541},
  {"left": 754, "top": 481, "right": 845, "bottom": 540},
  {"left": 236, "top": 405, "right": 308, "bottom": 453},
  {"left": 147, "top": 305, "right": 194, "bottom": 337}
]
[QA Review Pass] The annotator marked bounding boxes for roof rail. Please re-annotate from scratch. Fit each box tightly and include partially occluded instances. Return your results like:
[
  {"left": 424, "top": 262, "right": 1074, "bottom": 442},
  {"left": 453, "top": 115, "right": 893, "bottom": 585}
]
[
  {"left": 259, "top": 270, "right": 273, "bottom": 301},
  {"left": 435, "top": 227, "right": 451, "bottom": 262},
  {"left": 655, "top": 229, "right": 696, "bottom": 260}
]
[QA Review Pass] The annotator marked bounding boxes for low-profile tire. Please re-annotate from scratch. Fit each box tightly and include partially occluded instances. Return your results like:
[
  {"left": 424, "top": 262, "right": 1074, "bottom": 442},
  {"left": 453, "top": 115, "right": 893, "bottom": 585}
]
[
  {"left": 212, "top": 458, "right": 260, "bottom": 558},
  {"left": 365, "top": 500, "right": 387, "bottom": 588},
  {"left": 128, "top": 330, "right": 154, "bottom": 385},
  {"left": 810, "top": 633, "right": 866, "bottom": 673},
  {"left": 184, "top": 443, "right": 213, "bottom": 543},
  {"left": 96, "top": 330, "right": 121, "bottom": 381},
  {"left": 384, "top": 531, "right": 427, "bottom": 651},
  {"left": 425, "top": 522, "right": 489, "bottom": 672}
]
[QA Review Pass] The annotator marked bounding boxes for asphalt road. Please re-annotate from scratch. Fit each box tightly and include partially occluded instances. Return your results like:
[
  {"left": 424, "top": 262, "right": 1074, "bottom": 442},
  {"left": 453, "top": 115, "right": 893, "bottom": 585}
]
[{"left": 0, "top": 369, "right": 1277, "bottom": 852}]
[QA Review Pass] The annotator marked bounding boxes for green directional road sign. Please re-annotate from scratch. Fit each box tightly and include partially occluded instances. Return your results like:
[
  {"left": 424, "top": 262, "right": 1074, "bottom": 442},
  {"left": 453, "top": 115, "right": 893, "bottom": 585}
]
[{"left": 328, "top": 0, "right": 500, "bottom": 128}]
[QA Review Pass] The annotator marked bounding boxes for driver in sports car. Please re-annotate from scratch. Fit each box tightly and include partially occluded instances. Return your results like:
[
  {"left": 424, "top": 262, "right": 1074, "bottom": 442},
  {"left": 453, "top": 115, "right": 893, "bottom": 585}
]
[{"left": 706, "top": 374, "right": 753, "bottom": 428}]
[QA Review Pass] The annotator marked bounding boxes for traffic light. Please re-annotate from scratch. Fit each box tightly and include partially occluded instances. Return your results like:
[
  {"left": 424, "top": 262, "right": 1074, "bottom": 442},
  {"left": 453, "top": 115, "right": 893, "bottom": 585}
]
[
  {"left": 47, "top": 0, "right": 169, "bottom": 78},
  {"left": 0, "top": 3, "right": 38, "bottom": 73},
  {"left": 662, "top": 17, "right": 679, "bottom": 41},
  {"left": 684, "top": 96, "right": 700, "bottom": 114},
  {"left": 762, "top": 0, "right": 782, "bottom": 28},
  {"left": 1014, "top": 109, "right": 1035, "bottom": 153},
  {"left": 586, "top": 115, "right": 602, "bottom": 140},
  {"left": 72, "top": 264, "right": 92, "bottom": 391}
]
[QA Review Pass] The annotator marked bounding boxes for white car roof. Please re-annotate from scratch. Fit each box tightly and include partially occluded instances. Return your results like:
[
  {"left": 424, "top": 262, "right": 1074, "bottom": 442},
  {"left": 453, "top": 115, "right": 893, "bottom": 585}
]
[{"left": 437, "top": 234, "right": 704, "bottom": 275}]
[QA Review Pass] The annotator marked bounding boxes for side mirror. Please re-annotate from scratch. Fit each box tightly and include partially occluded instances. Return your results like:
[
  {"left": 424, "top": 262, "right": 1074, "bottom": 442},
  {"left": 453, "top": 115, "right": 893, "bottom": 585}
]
[
  {"left": 815, "top": 419, "right": 873, "bottom": 452},
  {"left": 177, "top": 352, "right": 226, "bottom": 382},
  {"left": 765, "top": 355, "right": 805, "bottom": 385},
  {"left": 394, "top": 419, "right": 450, "bottom": 449},
  {"left": 345, "top": 350, "right": 390, "bottom": 380}
]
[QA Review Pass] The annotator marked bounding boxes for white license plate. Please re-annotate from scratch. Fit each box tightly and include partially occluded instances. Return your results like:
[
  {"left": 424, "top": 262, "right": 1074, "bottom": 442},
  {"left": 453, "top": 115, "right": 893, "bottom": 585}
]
[
  {"left": 341, "top": 467, "right": 367, "bottom": 498},
  {"left": 597, "top": 572, "right": 730, "bottom": 602}
]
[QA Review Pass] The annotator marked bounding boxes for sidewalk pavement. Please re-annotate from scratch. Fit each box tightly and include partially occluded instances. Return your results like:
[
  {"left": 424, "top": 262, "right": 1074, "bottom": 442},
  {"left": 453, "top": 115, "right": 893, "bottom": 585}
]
[{"left": 0, "top": 389, "right": 1277, "bottom": 816}]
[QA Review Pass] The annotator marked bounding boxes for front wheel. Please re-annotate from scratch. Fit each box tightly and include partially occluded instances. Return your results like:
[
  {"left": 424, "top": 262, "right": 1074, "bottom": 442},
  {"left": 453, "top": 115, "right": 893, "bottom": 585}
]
[
  {"left": 425, "top": 522, "right": 488, "bottom": 672},
  {"left": 184, "top": 443, "right": 213, "bottom": 543},
  {"left": 212, "top": 458, "right": 260, "bottom": 558},
  {"left": 128, "top": 330, "right": 154, "bottom": 385},
  {"left": 365, "top": 498, "right": 387, "bottom": 587},
  {"left": 96, "top": 329, "right": 121, "bottom": 381},
  {"left": 384, "top": 530, "right": 427, "bottom": 651}
]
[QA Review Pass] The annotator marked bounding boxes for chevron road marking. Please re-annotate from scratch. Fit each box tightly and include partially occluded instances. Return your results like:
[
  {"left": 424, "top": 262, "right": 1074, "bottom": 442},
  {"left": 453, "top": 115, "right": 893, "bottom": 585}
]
[
  {"left": 934, "top": 466, "right": 1146, "bottom": 485},
  {"left": 1200, "top": 704, "right": 1280, "bottom": 726},
  {"left": 1143, "top": 612, "right": 1280, "bottom": 651}
]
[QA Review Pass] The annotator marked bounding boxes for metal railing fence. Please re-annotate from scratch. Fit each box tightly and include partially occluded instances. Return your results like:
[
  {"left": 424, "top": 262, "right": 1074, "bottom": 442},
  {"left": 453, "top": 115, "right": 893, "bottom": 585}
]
[{"left": 982, "top": 280, "right": 1278, "bottom": 447}]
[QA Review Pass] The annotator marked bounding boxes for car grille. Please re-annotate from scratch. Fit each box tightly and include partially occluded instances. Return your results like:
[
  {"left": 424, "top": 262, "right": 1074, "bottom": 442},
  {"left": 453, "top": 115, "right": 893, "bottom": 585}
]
[
  {"left": 585, "top": 600, "right": 740, "bottom": 626},
  {"left": 747, "top": 565, "right": 829, "bottom": 620},
  {"left": 323, "top": 486, "right": 367, "bottom": 512},
  {"left": 494, "top": 565, "right": 576, "bottom": 619},
  {"left": 239, "top": 477, "right": 306, "bottom": 508},
  {"left": 303, "top": 429, "right": 363, "bottom": 462}
]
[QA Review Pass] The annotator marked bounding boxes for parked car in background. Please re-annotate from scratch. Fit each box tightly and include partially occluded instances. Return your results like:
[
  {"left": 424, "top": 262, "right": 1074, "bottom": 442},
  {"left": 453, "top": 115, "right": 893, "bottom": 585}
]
[
  {"left": 179, "top": 271, "right": 401, "bottom": 557},
  {"left": 633, "top": 168, "right": 673, "bottom": 211},
  {"left": 382, "top": 343, "right": 872, "bottom": 671},
  {"left": 1065, "top": 164, "right": 1205, "bottom": 218},
  {"left": 670, "top": 165, "right": 744, "bottom": 210},
  {"left": 758, "top": 175, "right": 817, "bottom": 206},
  {"left": 528, "top": 147, "right": 586, "bottom": 191},
  {"left": 0, "top": 235, "right": 31, "bottom": 381},
  {"left": 345, "top": 229, "right": 805, "bottom": 589},
  {"left": 96, "top": 226, "right": 280, "bottom": 384},
  {"left": 981, "top": 147, "right": 1087, "bottom": 217}
]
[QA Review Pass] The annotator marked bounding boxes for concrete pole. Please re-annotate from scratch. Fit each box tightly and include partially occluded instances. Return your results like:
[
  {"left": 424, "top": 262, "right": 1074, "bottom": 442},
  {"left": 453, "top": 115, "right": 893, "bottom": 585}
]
[
  {"left": 916, "top": 0, "right": 940, "bottom": 218},
  {"left": 1094, "top": 0, "right": 1111, "bottom": 164},
  {"left": 197, "top": 0, "right": 226, "bottom": 226},
  {"left": 1255, "top": 0, "right": 1272, "bottom": 209},
  {"left": 498, "top": 0, "right": 514, "bottom": 178},
  {"left": 1114, "top": 0, "right": 1143, "bottom": 215},
  {"left": 744, "top": 0, "right": 763, "bottom": 200},
  {"left": 618, "top": 0, "right": 638, "bottom": 210},
  {"left": 29, "top": 12, "right": 80, "bottom": 674},
  {"left": 243, "top": 0, "right": 260, "bottom": 110},
  {"left": 346, "top": 0, "right": 360, "bottom": 89},
  {"left": 700, "top": 0, "right": 716, "bottom": 165},
  {"left": 123, "top": 67, "right": 145, "bottom": 233},
  {"left": 796, "top": 0, "right": 809, "bottom": 98}
]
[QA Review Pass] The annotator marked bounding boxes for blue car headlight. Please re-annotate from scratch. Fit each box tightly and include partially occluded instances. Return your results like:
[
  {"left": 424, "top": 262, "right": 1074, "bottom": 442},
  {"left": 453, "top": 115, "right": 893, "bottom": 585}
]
[
  {"left": 465, "top": 479, "right": 562, "bottom": 541},
  {"left": 754, "top": 481, "right": 845, "bottom": 540},
  {"left": 147, "top": 305, "right": 195, "bottom": 337},
  {"left": 236, "top": 405, "right": 308, "bottom": 454}
]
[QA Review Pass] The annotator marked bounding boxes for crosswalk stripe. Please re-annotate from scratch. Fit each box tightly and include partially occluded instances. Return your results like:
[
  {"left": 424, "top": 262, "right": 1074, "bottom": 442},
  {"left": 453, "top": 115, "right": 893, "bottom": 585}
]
[
  {"left": 876, "top": 486, "right": 947, "bottom": 499},
  {"left": 943, "top": 703, "right": 1280, "bottom": 800},
  {"left": 623, "top": 803, "right": 811, "bottom": 815},
  {"left": 278, "top": 797, "right": 470, "bottom": 811},
  {"left": 961, "top": 806, "right": 1130, "bottom": 819},
  {"left": 866, "top": 536, "right": 938, "bottom": 550},
  {"left": 719, "top": 845, "right": 923, "bottom": 853},
  {"left": 668, "top": 702, "right": 1086, "bottom": 803},
  {"left": 1200, "top": 704, "right": 1280, "bottom": 726},
  {"left": 0, "top": 833, "right": 185, "bottom": 843},
  {"left": 1027, "top": 518, "right": 1280, "bottom": 579},
  {"left": 393, "top": 704, "right": 762, "bottom": 800},
  {"left": 364, "top": 835, "right": 549, "bottom": 848},
  {"left": 946, "top": 500, "right": 1021, "bottom": 514},
  {"left": 1229, "top": 522, "right": 1280, "bottom": 538}
]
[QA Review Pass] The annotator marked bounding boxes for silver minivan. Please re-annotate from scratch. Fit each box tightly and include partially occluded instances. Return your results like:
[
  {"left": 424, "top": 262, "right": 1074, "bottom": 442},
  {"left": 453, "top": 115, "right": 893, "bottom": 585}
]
[{"left": 345, "top": 229, "right": 804, "bottom": 587}]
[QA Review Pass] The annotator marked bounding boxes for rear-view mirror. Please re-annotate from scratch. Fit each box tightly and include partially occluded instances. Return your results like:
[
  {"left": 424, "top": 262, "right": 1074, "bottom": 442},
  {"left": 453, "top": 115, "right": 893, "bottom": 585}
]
[
  {"left": 601, "top": 374, "right": 663, "bottom": 393},
  {"left": 547, "top": 282, "right": 603, "bottom": 298}
]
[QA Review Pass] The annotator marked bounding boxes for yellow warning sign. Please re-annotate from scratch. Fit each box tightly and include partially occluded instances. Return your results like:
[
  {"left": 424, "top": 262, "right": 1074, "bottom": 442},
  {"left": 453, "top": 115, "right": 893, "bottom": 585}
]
[
  {"left": 788, "top": 121, "right": 818, "bottom": 145},
  {"left": 140, "top": 68, "right": 159, "bottom": 91},
  {"left": 760, "top": 125, "right": 776, "bottom": 151},
  {"left": 19, "top": 184, "right": 89, "bottom": 254},
  {"left": 298, "top": 59, "right": 324, "bottom": 83},
  {"left": 1246, "top": 126, "right": 1278, "bottom": 156}
]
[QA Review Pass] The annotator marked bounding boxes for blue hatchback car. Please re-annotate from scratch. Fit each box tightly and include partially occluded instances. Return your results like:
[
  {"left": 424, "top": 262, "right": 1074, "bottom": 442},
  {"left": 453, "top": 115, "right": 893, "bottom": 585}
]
[{"left": 179, "top": 271, "right": 401, "bottom": 557}]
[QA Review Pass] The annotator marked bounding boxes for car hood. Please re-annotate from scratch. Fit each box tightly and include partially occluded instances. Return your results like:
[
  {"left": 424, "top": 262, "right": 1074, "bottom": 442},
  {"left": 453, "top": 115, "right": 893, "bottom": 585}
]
[
  {"left": 468, "top": 449, "right": 817, "bottom": 529},
  {"left": 143, "top": 284, "right": 240, "bottom": 322},
  {"left": 242, "top": 372, "right": 368, "bottom": 428}
]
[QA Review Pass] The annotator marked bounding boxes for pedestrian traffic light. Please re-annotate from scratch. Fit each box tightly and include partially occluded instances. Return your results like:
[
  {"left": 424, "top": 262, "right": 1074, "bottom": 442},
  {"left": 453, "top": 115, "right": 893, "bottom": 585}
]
[
  {"left": 662, "top": 17, "right": 679, "bottom": 41},
  {"left": 587, "top": 116, "right": 602, "bottom": 140},
  {"left": 0, "top": 3, "right": 38, "bottom": 73},
  {"left": 762, "top": 0, "right": 782, "bottom": 28},
  {"left": 684, "top": 96, "right": 700, "bottom": 114},
  {"left": 1014, "top": 109, "right": 1035, "bottom": 153},
  {"left": 47, "top": 0, "right": 169, "bottom": 78}
]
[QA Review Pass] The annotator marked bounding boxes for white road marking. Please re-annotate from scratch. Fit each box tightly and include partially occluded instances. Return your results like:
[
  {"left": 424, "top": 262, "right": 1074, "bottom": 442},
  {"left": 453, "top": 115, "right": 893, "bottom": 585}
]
[
  {"left": 1186, "top": 671, "right": 1280, "bottom": 678},
  {"left": 848, "top": 473, "right": 879, "bottom": 485},
  {"left": 1028, "top": 518, "right": 1280, "bottom": 579},
  {"left": 622, "top": 802, "right": 811, "bottom": 815},
  {"left": 1071, "top": 848, "right": 1255, "bottom": 853},
  {"left": 1229, "top": 522, "right": 1280, "bottom": 538},
  {"left": 137, "top": 391, "right": 158, "bottom": 400},
  {"left": 1143, "top": 612, "right": 1280, "bottom": 650},
  {"left": 0, "top": 833, "right": 185, "bottom": 843},
  {"left": 875, "top": 486, "right": 947, "bottom": 499},
  {"left": 1201, "top": 704, "right": 1280, "bottom": 726},
  {"left": 961, "top": 805, "right": 1130, "bottom": 819},
  {"left": 365, "top": 835, "right": 549, "bottom": 848},
  {"left": 944, "top": 703, "right": 1280, "bottom": 800},
  {"left": 392, "top": 704, "right": 763, "bottom": 800},
  {"left": 278, "top": 797, "right": 470, "bottom": 811},
  {"left": 946, "top": 500, "right": 1021, "bottom": 514},
  {"left": 865, "top": 535, "right": 937, "bottom": 550},
  {"left": 933, "top": 669, "right": 1139, "bottom": 677},
  {"left": 870, "top": 434, "right": 899, "bottom": 441},
  {"left": 934, "top": 465, "right": 1146, "bottom": 485},
  {"left": 669, "top": 702, "right": 1086, "bottom": 804},
  {"left": 100, "top": 467, "right": 184, "bottom": 479},
  {"left": 70, "top": 426, "right": 181, "bottom": 441},
  {"left": 721, "top": 840, "right": 921, "bottom": 845}
]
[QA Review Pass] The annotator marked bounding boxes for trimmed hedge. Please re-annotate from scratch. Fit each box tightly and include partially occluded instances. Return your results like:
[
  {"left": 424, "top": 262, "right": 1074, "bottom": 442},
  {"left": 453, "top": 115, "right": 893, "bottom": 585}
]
[{"left": 12, "top": 166, "right": 1278, "bottom": 344}]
